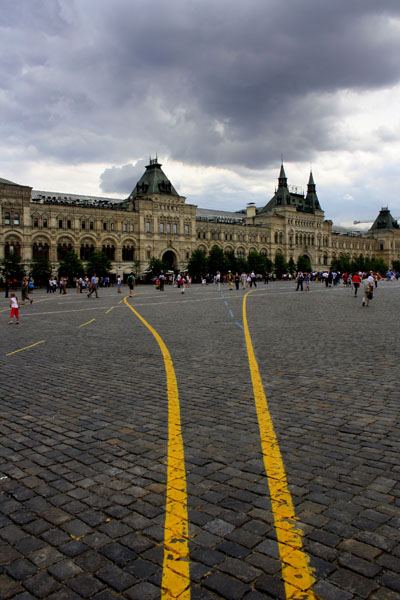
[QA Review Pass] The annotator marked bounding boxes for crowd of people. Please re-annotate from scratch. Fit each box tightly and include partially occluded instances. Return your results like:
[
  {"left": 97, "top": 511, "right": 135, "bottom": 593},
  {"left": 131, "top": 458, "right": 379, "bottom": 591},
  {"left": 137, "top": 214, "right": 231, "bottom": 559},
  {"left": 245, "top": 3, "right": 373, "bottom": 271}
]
[{"left": 6, "top": 266, "right": 397, "bottom": 325}]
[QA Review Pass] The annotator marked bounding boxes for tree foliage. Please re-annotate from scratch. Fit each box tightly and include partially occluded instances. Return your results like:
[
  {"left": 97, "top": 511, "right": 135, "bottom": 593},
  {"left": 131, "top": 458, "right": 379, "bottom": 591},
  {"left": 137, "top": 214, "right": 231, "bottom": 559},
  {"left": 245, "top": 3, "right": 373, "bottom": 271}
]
[
  {"left": 85, "top": 250, "right": 111, "bottom": 278},
  {"left": 297, "top": 254, "right": 312, "bottom": 273},
  {"left": 392, "top": 260, "right": 400, "bottom": 273},
  {"left": 274, "top": 253, "right": 287, "bottom": 278},
  {"left": 331, "top": 253, "right": 388, "bottom": 275},
  {"left": 187, "top": 249, "right": 208, "bottom": 281},
  {"left": 58, "top": 249, "right": 85, "bottom": 281},
  {"left": 147, "top": 257, "right": 169, "bottom": 279},
  {"left": 224, "top": 250, "right": 238, "bottom": 274},
  {"left": 247, "top": 251, "right": 268, "bottom": 274},
  {"left": 30, "top": 256, "right": 52, "bottom": 286},
  {"left": 208, "top": 245, "right": 227, "bottom": 275},
  {"left": 0, "top": 252, "right": 25, "bottom": 283},
  {"left": 287, "top": 257, "right": 296, "bottom": 275}
]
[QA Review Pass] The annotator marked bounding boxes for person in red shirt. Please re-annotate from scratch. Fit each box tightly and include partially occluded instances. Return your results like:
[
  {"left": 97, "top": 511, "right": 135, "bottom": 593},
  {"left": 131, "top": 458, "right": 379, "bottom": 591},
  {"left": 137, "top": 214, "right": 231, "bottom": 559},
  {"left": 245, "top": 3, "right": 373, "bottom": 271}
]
[{"left": 352, "top": 272, "right": 361, "bottom": 296}]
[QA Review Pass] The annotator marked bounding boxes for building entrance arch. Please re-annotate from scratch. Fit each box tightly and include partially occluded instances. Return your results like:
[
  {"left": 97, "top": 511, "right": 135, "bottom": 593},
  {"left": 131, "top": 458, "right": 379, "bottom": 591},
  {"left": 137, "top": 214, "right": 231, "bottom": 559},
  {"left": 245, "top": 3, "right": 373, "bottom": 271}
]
[{"left": 162, "top": 250, "right": 177, "bottom": 270}]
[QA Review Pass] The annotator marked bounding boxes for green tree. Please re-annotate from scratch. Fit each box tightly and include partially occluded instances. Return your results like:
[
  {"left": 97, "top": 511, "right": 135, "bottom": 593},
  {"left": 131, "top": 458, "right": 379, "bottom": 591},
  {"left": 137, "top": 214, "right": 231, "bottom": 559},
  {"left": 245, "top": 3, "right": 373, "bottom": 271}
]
[
  {"left": 0, "top": 252, "right": 25, "bottom": 284},
  {"left": 331, "top": 254, "right": 352, "bottom": 273},
  {"left": 208, "top": 245, "right": 227, "bottom": 275},
  {"left": 30, "top": 256, "right": 52, "bottom": 287},
  {"left": 224, "top": 250, "right": 237, "bottom": 274},
  {"left": 85, "top": 250, "right": 111, "bottom": 278},
  {"left": 247, "top": 251, "right": 267, "bottom": 274},
  {"left": 274, "top": 253, "right": 287, "bottom": 278},
  {"left": 147, "top": 257, "right": 169, "bottom": 279},
  {"left": 187, "top": 249, "right": 208, "bottom": 282},
  {"left": 297, "top": 254, "right": 312, "bottom": 273},
  {"left": 287, "top": 257, "right": 296, "bottom": 275},
  {"left": 370, "top": 257, "right": 388, "bottom": 275},
  {"left": 236, "top": 257, "right": 249, "bottom": 273},
  {"left": 58, "top": 249, "right": 85, "bottom": 282},
  {"left": 392, "top": 260, "right": 400, "bottom": 273},
  {"left": 351, "top": 254, "right": 366, "bottom": 273},
  {"left": 133, "top": 258, "right": 141, "bottom": 277}
]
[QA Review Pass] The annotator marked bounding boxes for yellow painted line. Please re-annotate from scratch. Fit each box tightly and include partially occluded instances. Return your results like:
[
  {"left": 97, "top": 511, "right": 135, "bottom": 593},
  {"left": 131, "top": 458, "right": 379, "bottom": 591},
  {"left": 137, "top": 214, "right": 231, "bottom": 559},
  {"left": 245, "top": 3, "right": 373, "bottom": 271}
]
[
  {"left": 124, "top": 297, "right": 190, "bottom": 599},
  {"left": 6, "top": 340, "right": 46, "bottom": 357},
  {"left": 79, "top": 318, "right": 96, "bottom": 328},
  {"left": 105, "top": 307, "right": 115, "bottom": 314},
  {"left": 243, "top": 291, "right": 316, "bottom": 600}
]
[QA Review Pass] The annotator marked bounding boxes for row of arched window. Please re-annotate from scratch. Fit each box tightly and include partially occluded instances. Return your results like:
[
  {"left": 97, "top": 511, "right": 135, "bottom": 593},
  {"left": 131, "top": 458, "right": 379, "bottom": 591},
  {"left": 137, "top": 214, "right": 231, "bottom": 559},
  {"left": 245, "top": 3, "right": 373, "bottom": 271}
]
[{"left": 4, "top": 243, "right": 136, "bottom": 262}]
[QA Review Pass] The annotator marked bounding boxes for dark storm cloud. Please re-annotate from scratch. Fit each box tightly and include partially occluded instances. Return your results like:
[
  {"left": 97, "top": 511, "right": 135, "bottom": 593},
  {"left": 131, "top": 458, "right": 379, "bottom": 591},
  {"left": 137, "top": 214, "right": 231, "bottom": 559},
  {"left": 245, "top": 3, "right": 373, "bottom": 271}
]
[{"left": 2, "top": 0, "right": 400, "bottom": 188}]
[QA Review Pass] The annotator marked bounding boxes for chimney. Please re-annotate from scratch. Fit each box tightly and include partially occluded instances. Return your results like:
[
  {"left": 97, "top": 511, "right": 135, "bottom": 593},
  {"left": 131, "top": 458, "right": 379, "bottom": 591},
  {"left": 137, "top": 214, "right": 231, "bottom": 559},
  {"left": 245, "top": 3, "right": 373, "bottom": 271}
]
[{"left": 246, "top": 203, "right": 256, "bottom": 218}]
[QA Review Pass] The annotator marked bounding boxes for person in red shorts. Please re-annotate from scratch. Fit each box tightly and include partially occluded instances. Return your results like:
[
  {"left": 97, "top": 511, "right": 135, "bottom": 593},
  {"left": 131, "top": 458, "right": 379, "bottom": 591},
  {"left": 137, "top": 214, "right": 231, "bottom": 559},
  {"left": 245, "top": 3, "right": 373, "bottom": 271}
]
[{"left": 9, "top": 293, "right": 20, "bottom": 324}]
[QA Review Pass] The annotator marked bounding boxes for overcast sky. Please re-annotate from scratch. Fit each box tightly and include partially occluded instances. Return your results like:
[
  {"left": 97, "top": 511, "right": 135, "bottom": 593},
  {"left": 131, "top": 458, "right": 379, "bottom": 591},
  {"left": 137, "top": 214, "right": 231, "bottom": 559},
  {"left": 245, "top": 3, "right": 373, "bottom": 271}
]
[{"left": 2, "top": 0, "right": 400, "bottom": 226}]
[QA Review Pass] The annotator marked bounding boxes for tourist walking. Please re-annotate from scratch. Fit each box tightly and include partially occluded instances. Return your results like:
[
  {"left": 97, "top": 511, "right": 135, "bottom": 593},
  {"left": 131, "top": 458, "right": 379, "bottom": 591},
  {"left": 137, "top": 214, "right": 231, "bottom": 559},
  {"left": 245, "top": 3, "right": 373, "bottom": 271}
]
[
  {"left": 127, "top": 273, "right": 135, "bottom": 296},
  {"left": 352, "top": 272, "right": 361, "bottom": 296},
  {"left": 88, "top": 274, "right": 99, "bottom": 298},
  {"left": 21, "top": 277, "right": 33, "bottom": 305},
  {"left": 362, "top": 275, "right": 374, "bottom": 307}
]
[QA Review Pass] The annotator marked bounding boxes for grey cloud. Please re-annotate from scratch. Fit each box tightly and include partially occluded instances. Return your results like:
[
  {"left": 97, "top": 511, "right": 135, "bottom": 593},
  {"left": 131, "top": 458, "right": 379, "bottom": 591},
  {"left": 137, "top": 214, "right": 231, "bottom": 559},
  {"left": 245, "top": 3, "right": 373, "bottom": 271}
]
[
  {"left": 99, "top": 161, "right": 147, "bottom": 195},
  {"left": 2, "top": 0, "right": 400, "bottom": 183}
]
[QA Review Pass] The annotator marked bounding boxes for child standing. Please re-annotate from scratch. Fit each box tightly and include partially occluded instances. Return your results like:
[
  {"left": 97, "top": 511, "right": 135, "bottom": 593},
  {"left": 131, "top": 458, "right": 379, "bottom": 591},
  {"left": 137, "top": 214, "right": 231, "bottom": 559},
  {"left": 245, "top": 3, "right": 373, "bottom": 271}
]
[{"left": 9, "top": 293, "right": 20, "bottom": 324}]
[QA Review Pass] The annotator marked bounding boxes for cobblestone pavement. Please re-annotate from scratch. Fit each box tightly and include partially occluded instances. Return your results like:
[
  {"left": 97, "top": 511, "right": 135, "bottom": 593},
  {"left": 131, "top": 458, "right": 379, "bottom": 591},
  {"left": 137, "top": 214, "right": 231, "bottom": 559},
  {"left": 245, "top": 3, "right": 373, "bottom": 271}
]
[{"left": 0, "top": 280, "right": 399, "bottom": 600}]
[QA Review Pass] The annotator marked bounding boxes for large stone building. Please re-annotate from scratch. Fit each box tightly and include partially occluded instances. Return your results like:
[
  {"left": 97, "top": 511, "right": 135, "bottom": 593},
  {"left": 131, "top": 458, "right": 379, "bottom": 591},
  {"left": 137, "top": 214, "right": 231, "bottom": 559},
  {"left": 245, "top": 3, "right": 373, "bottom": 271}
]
[{"left": 1, "top": 158, "right": 400, "bottom": 277}]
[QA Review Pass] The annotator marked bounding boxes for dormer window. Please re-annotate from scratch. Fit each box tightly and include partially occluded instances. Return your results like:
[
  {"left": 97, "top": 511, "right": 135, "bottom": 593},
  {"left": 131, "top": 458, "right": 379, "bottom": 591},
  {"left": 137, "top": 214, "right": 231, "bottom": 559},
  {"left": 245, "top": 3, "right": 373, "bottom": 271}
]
[{"left": 158, "top": 181, "right": 172, "bottom": 193}]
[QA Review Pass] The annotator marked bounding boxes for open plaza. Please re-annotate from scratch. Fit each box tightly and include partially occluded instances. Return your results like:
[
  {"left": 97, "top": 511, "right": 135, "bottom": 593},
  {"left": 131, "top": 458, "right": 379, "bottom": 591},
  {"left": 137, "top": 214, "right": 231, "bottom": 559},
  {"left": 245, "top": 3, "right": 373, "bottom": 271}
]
[{"left": 0, "top": 280, "right": 400, "bottom": 599}]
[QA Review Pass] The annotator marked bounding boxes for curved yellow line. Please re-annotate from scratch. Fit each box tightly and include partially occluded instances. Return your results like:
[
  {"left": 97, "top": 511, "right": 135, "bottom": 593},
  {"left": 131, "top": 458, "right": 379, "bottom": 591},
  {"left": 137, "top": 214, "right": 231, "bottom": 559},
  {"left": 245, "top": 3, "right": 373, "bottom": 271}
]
[
  {"left": 243, "top": 291, "right": 316, "bottom": 600},
  {"left": 124, "top": 297, "right": 190, "bottom": 599}
]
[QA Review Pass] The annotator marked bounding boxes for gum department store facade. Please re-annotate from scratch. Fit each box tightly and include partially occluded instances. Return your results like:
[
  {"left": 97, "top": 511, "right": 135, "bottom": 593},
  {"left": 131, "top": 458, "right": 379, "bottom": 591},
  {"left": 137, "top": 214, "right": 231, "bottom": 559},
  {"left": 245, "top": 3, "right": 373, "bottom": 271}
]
[{"left": 1, "top": 159, "right": 400, "bottom": 277}]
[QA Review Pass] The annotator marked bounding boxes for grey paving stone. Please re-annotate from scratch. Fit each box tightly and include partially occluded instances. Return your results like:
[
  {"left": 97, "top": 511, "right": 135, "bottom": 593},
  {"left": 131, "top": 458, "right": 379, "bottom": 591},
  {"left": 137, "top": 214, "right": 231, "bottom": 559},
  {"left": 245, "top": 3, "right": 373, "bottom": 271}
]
[
  {"left": 125, "top": 581, "right": 159, "bottom": 600},
  {"left": 203, "top": 572, "right": 250, "bottom": 599},
  {"left": 23, "top": 572, "right": 61, "bottom": 598}
]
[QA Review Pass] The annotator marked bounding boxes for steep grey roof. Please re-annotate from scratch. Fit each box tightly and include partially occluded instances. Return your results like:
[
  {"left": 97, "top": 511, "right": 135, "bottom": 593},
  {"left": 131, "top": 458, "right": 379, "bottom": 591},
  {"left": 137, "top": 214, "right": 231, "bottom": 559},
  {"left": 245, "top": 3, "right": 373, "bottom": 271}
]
[
  {"left": 0, "top": 177, "right": 20, "bottom": 186},
  {"left": 129, "top": 158, "right": 179, "bottom": 199},
  {"left": 370, "top": 207, "right": 399, "bottom": 231}
]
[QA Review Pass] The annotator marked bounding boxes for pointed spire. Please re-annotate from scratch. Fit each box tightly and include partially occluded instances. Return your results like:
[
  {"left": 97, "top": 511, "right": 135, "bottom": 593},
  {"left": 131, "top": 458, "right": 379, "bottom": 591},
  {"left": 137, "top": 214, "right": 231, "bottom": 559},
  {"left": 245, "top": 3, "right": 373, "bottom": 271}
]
[
  {"left": 307, "top": 171, "right": 316, "bottom": 193},
  {"left": 278, "top": 163, "right": 287, "bottom": 188}
]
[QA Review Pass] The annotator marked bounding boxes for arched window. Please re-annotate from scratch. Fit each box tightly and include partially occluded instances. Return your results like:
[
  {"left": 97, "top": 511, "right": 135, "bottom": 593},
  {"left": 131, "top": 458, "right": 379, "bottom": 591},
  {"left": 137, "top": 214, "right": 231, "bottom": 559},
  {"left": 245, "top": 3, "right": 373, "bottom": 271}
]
[
  {"left": 274, "top": 232, "right": 278, "bottom": 244},
  {"left": 279, "top": 232, "right": 283, "bottom": 244},
  {"left": 102, "top": 244, "right": 115, "bottom": 260},
  {"left": 33, "top": 242, "right": 49, "bottom": 259},
  {"left": 5, "top": 241, "right": 21, "bottom": 257},
  {"left": 80, "top": 244, "right": 94, "bottom": 260},
  {"left": 122, "top": 245, "right": 135, "bottom": 261},
  {"left": 57, "top": 243, "right": 72, "bottom": 260},
  {"left": 4, "top": 212, "right": 10, "bottom": 225},
  {"left": 14, "top": 213, "right": 20, "bottom": 226}
]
